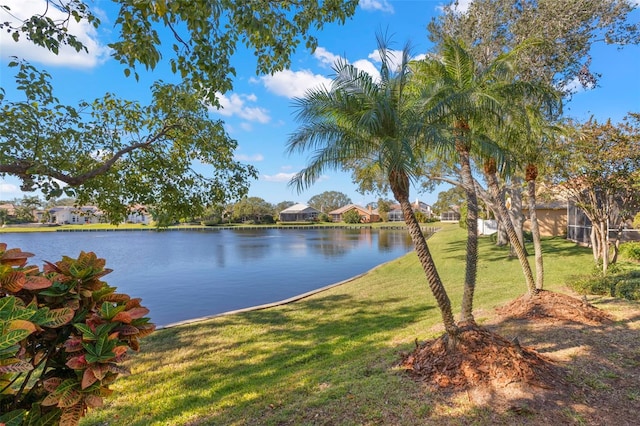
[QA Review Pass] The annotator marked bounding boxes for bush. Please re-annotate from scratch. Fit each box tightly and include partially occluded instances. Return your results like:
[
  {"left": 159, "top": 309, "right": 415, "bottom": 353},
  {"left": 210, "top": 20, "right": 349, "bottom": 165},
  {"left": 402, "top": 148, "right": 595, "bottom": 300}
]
[
  {"left": 342, "top": 210, "right": 362, "bottom": 224},
  {"left": 568, "top": 269, "right": 640, "bottom": 301},
  {"left": 0, "top": 244, "right": 155, "bottom": 425},
  {"left": 414, "top": 211, "right": 428, "bottom": 223},
  {"left": 619, "top": 242, "right": 640, "bottom": 262},
  {"left": 201, "top": 217, "right": 222, "bottom": 226},
  {"left": 318, "top": 213, "right": 331, "bottom": 223}
]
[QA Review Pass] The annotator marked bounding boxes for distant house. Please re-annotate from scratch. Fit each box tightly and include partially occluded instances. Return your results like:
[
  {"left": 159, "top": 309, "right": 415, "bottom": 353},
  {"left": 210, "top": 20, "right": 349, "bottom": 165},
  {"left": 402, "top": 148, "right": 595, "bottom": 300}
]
[
  {"left": 127, "top": 205, "right": 152, "bottom": 224},
  {"left": 278, "top": 203, "right": 321, "bottom": 222},
  {"left": 388, "top": 200, "right": 432, "bottom": 222},
  {"left": 440, "top": 208, "right": 461, "bottom": 223},
  {"left": 48, "top": 206, "right": 102, "bottom": 224},
  {"left": 328, "top": 204, "right": 380, "bottom": 223},
  {"left": 0, "top": 203, "right": 16, "bottom": 216}
]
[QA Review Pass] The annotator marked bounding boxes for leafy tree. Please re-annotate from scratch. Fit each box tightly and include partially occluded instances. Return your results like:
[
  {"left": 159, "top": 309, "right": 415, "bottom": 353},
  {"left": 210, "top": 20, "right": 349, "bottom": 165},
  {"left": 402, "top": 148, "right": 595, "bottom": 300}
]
[
  {"left": 288, "top": 35, "right": 459, "bottom": 340},
  {"left": 231, "top": 197, "right": 274, "bottom": 223},
  {"left": 0, "top": 209, "right": 8, "bottom": 225},
  {"left": 1, "top": 0, "right": 359, "bottom": 220},
  {"left": 307, "top": 191, "right": 352, "bottom": 213},
  {"left": 553, "top": 115, "right": 640, "bottom": 274},
  {"left": 429, "top": 0, "right": 639, "bottom": 90},
  {"left": 431, "top": 186, "right": 465, "bottom": 216},
  {"left": 375, "top": 197, "right": 393, "bottom": 222},
  {"left": 342, "top": 209, "right": 362, "bottom": 224},
  {"left": 2, "top": 0, "right": 359, "bottom": 103},
  {"left": 1, "top": 62, "right": 256, "bottom": 223}
]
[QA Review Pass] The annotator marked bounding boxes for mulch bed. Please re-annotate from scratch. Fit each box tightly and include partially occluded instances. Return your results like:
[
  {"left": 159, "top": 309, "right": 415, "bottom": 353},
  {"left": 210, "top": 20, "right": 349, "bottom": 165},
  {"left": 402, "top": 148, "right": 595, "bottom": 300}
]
[
  {"left": 495, "top": 289, "right": 614, "bottom": 325},
  {"left": 398, "top": 290, "right": 638, "bottom": 423},
  {"left": 399, "top": 322, "right": 565, "bottom": 391}
]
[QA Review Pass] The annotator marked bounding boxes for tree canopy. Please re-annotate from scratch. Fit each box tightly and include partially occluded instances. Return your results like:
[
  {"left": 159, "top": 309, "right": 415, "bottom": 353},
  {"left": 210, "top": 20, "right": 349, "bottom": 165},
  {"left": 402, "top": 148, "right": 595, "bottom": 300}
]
[
  {"left": 429, "top": 0, "right": 639, "bottom": 90},
  {"left": 2, "top": 0, "right": 359, "bottom": 102},
  {"left": 553, "top": 114, "right": 640, "bottom": 272},
  {"left": 0, "top": 0, "right": 359, "bottom": 221},
  {"left": 307, "top": 191, "right": 352, "bottom": 213},
  {"left": 0, "top": 61, "right": 256, "bottom": 223}
]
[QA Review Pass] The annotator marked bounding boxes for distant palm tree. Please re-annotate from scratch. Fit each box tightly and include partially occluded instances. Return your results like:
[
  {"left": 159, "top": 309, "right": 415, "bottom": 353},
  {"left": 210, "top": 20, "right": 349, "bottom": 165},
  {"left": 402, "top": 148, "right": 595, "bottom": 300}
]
[{"left": 287, "top": 35, "right": 459, "bottom": 339}]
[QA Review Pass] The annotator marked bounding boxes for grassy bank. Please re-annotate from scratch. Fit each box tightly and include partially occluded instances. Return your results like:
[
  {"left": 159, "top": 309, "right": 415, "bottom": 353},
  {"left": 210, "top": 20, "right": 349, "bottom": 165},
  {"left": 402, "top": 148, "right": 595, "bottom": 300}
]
[{"left": 81, "top": 225, "right": 612, "bottom": 425}]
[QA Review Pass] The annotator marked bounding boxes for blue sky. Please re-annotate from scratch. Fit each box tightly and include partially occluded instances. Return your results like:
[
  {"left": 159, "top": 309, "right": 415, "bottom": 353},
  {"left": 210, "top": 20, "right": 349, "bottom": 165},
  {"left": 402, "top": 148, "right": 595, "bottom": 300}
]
[{"left": 1, "top": 0, "right": 639, "bottom": 207}]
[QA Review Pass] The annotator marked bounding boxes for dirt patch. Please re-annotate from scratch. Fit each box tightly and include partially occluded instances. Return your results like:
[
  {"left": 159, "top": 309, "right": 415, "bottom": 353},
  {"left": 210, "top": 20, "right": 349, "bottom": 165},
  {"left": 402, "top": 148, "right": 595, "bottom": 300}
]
[{"left": 400, "top": 291, "right": 640, "bottom": 425}]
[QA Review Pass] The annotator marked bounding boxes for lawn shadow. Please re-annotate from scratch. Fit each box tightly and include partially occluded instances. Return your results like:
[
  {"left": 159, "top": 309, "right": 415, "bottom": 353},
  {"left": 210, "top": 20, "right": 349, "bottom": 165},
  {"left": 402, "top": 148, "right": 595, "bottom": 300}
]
[{"left": 93, "top": 292, "right": 435, "bottom": 425}]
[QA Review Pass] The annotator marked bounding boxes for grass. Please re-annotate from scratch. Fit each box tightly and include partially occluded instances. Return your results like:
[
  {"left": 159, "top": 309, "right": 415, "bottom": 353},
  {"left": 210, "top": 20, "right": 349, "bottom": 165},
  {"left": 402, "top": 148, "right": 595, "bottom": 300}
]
[{"left": 80, "top": 225, "right": 600, "bottom": 425}]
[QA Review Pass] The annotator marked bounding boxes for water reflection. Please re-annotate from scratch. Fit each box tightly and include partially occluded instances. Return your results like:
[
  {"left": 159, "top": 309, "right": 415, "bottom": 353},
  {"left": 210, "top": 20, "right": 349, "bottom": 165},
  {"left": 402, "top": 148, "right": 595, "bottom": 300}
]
[{"left": 1, "top": 228, "right": 412, "bottom": 326}]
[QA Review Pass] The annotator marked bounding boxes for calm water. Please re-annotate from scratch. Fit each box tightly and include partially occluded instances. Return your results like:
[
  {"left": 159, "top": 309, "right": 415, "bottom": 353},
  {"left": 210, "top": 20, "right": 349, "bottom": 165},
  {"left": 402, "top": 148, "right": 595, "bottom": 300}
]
[{"left": 1, "top": 228, "right": 412, "bottom": 326}]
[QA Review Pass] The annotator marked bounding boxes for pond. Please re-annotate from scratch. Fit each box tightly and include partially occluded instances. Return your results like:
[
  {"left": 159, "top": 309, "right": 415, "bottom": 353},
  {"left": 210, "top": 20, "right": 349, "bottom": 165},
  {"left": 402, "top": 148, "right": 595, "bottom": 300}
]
[{"left": 1, "top": 228, "right": 414, "bottom": 326}]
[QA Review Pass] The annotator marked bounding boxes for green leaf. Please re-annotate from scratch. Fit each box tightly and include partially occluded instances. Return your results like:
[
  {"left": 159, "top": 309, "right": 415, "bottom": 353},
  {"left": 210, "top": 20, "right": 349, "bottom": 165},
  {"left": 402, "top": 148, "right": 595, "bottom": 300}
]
[
  {"left": 0, "top": 296, "right": 17, "bottom": 320},
  {"left": 99, "top": 302, "right": 125, "bottom": 320},
  {"left": 73, "top": 323, "right": 94, "bottom": 338},
  {"left": 0, "top": 329, "right": 30, "bottom": 351},
  {"left": 39, "top": 307, "right": 74, "bottom": 328},
  {"left": 0, "top": 409, "right": 26, "bottom": 426}
]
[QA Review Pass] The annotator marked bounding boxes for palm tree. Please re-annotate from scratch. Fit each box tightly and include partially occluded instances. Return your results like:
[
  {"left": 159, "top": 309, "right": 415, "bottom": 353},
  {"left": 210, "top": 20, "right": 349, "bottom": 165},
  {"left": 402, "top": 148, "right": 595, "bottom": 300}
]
[
  {"left": 517, "top": 109, "right": 563, "bottom": 291},
  {"left": 482, "top": 88, "right": 561, "bottom": 296},
  {"left": 413, "top": 37, "right": 560, "bottom": 299},
  {"left": 286, "top": 35, "right": 459, "bottom": 340},
  {"left": 410, "top": 38, "right": 522, "bottom": 319}
]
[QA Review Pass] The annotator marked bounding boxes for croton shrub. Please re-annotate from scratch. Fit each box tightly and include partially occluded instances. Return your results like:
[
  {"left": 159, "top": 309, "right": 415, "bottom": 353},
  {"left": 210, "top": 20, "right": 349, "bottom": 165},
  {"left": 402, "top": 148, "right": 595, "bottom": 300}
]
[{"left": 0, "top": 243, "right": 155, "bottom": 425}]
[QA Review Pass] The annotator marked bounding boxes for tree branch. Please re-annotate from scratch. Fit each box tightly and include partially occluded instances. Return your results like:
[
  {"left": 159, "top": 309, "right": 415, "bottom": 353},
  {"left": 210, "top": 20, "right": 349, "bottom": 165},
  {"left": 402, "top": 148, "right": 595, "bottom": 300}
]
[{"left": 0, "top": 124, "right": 180, "bottom": 187}]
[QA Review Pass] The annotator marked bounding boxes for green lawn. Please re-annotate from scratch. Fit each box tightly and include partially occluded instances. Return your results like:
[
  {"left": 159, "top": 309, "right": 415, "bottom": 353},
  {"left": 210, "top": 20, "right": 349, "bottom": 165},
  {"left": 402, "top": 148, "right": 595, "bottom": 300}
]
[{"left": 81, "top": 225, "right": 599, "bottom": 425}]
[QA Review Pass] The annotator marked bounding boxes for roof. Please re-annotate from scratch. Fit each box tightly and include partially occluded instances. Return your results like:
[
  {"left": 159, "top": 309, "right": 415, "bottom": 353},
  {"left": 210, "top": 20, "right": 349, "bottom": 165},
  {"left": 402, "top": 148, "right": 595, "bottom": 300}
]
[
  {"left": 279, "top": 203, "right": 320, "bottom": 214},
  {"left": 328, "top": 204, "right": 378, "bottom": 215},
  {"left": 0, "top": 203, "right": 16, "bottom": 215}
]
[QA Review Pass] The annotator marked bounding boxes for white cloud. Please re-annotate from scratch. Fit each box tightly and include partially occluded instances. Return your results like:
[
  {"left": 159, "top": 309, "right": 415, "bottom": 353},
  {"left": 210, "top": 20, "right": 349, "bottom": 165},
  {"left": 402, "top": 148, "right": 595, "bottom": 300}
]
[
  {"left": 437, "top": 0, "right": 474, "bottom": 14},
  {"left": 560, "top": 76, "right": 593, "bottom": 95},
  {"left": 0, "top": 182, "right": 21, "bottom": 197},
  {"left": 211, "top": 93, "right": 271, "bottom": 123},
  {"left": 352, "top": 58, "right": 381, "bottom": 81},
  {"left": 235, "top": 153, "right": 264, "bottom": 162},
  {"left": 359, "top": 0, "right": 394, "bottom": 13},
  {"left": 313, "top": 47, "right": 341, "bottom": 68},
  {"left": 0, "top": 0, "right": 111, "bottom": 68},
  {"left": 259, "top": 69, "right": 332, "bottom": 99},
  {"left": 262, "top": 172, "right": 297, "bottom": 182}
]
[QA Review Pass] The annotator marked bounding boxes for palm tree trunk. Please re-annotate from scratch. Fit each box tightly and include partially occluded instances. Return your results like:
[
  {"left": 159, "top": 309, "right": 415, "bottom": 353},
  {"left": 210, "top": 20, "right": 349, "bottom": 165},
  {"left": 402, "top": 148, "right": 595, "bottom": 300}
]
[
  {"left": 526, "top": 164, "right": 544, "bottom": 290},
  {"left": 457, "top": 144, "right": 478, "bottom": 323},
  {"left": 484, "top": 160, "right": 537, "bottom": 295},
  {"left": 389, "top": 170, "right": 459, "bottom": 338}
]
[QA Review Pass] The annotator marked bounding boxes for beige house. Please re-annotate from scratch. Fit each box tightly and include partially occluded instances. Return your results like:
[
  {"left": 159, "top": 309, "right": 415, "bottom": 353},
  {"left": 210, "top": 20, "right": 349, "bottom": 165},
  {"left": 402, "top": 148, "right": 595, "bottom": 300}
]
[
  {"left": 522, "top": 201, "right": 568, "bottom": 237},
  {"left": 328, "top": 204, "right": 380, "bottom": 223}
]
